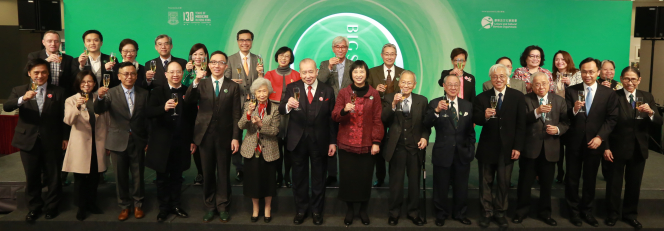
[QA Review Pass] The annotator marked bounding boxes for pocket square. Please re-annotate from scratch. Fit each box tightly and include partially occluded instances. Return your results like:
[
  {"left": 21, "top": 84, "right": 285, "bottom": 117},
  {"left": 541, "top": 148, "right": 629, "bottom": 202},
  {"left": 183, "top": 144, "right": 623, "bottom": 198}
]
[
  {"left": 325, "top": 98, "right": 329, "bottom": 101},
  {"left": 462, "top": 112, "right": 468, "bottom": 116}
]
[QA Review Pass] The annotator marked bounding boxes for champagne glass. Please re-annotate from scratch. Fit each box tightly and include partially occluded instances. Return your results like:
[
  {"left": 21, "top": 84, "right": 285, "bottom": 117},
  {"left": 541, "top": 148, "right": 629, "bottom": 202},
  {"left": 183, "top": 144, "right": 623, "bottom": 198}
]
[
  {"left": 250, "top": 94, "right": 257, "bottom": 116},
  {"left": 200, "top": 57, "right": 208, "bottom": 79},
  {"left": 103, "top": 74, "right": 110, "bottom": 88},
  {"left": 30, "top": 79, "right": 38, "bottom": 101},
  {"left": 81, "top": 92, "right": 89, "bottom": 111},
  {"left": 236, "top": 67, "right": 242, "bottom": 78},
  {"left": 57, "top": 52, "right": 63, "bottom": 63},
  {"left": 84, "top": 47, "right": 90, "bottom": 66},
  {"left": 171, "top": 93, "right": 179, "bottom": 116},
  {"left": 350, "top": 90, "right": 357, "bottom": 113},
  {"left": 545, "top": 101, "right": 553, "bottom": 122},
  {"left": 293, "top": 87, "right": 301, "bottom": 111},
  {"left": 456, "top": 59, "right": 463, "bottom": 77},
  {"left": 490, "top": 96, "right": 498, "bottom": 118},
  {"left": 150, "top": 60, "right": 157, "bottom": 72},
  {"left": 442, "top": 96, "right": 450, "bottom": 117},
  {"left": 257, "top": 55, "right": 264, "bottom": 76},
  {"left": 578, "top": 90, "right": 586, "bottom": 113},
  {"left": 108, "top": 52, "right": 116, "bottom": 72},
  {"left": 636, "top": 97, "right": 644, "bottom": 119},
  {"left": 395, "top": 89, "right": 403, "bottom": 112}
]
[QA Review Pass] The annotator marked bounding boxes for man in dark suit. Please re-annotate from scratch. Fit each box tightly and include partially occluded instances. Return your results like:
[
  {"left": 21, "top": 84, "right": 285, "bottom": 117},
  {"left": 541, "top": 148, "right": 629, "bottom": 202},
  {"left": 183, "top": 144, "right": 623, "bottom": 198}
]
[
  {"left": 145, "top": 61, "right": 196, "bottom": 222},
  {"left": 184, "top": 51, "right": 241, "bottom": 223},
  {"left": 3, "top": 59, "right": 67, "bottom": 222},
  {"left": 279, "top": 58, "right": 337, "bottom": 225},
  {"left": 564, "top": 57, "right": 619, "bottom": 227},
  {"left": 381, "top": 71, "right": 429, "bottom": 226},
  {"left": 424, "top": 74, "right": 475, "bottom": 227},
  {"left": 317, "top": 36, "right": 353, "bottom": 186},
  {"left": 222, "top": 30, "right": 260, "bottom": 182},
  {"left": 367, "top": 43, "right": 404, "bottom": 187},
  {"left": 95, "top": 62, "right": 150, "bottom": 221},
  {"left": 513, "top": 72, "right": 569, "bottom": 226},
  {"left": 438, "top": 48, "right": 476, "bottom": 103},
  {"left": 603, "top": 67, "right": 662, "bottom": 229},
  {"left": 27, "top": 31, "right": 75, "bottom": 96},
  {"left": 144, "top": 34, "right": 188, "bottom": 90},
  {"left": 72, "top": 30, "right": 115, "bottom": 87},
  {"left": 473, "top": 63, "right": 526, "bottom": 230}
]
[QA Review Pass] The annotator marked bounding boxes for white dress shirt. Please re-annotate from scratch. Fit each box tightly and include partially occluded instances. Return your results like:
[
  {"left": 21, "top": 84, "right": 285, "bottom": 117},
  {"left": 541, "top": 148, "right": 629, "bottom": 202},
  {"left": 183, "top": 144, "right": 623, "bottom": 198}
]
[
  {"left": 160, "top": 56, "right": 172, "bottom": 68},
  {"left": 193, "top": 75, "right": 223, "bottom": 89},
  {"left": 392, "top": 93, "right": 413, "bottom": 111},
  {"left": 286, "top": 80, "right": 318, "bottom": 114},
  {"left": 534, "top": 93, "right": 560, "bottom": 135},
  {"left": 88, "top": 54, "right": 102, "bottom": 78},
  {"left": 573, "top": 82, "right": 597, "bottom": 115},
  {"left": 383, "top": 64, "right": 395, "bottom": 80},
  {"left": 17, "top": 83, "right": 47, "bottom": 106},
  {"left": 239, "top": 52, "right": 251, "bottom": 72},
  {"left": 624, "top": 88, "right": 655, "bottom": 120}
]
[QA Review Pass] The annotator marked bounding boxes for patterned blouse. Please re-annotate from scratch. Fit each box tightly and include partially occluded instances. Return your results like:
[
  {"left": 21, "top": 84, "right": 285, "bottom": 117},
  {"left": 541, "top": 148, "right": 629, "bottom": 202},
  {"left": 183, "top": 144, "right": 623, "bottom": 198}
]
[{"left": 513, "top": 67, "right": 554, "bottom": 93}]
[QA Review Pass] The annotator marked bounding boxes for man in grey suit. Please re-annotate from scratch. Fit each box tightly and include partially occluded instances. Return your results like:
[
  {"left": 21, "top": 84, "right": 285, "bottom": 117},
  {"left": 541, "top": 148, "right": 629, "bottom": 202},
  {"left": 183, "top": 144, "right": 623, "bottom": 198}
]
[
  {"left": 317, "top": 36, "right": 353, "bottom": 185},
  {"left": 513, "top": 72, "right": 569, "bottom": 226},
  {"left": 95, "top": 62, "right": 149, "bottom": 221},
  {"left": 223, "top": 29, "right": 259, "bottom": 181}
]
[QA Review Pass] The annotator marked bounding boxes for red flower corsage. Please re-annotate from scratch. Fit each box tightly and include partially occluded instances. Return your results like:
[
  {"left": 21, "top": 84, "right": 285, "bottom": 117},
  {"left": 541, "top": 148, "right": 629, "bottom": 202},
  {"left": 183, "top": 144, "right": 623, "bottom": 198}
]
[{"left": 47, "top": 94, "right": 52, "bottom": 98}]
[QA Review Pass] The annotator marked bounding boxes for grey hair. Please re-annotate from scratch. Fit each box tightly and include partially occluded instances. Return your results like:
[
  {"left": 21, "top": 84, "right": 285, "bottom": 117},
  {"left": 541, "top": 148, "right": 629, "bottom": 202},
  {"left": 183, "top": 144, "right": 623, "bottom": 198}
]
[
  {"left": 399, "top": 70, "right": 417, "bottom": 82},
  {"left": 529, "top": 72, "right": 549, "bottom": 84},
  {"left": 154, "top": 34, "right": 172, "bottom": 45},
  {"left": 381, "top": 43, "right": 397, "bottom": 54},
  {"left": 489, "top": 64, "right": 509, "bottom": 76},
  {"left": 250, "top": 77, "right": 274, "bottom": 95},
  {"left": 601, "top": 59, "right": 615, "bottom": 69},
  {"left": 442, "top": 75, "right": 459, "bottom": 84},
  {"left": 331, "top": 36, "right": 349, "bottom": 47}
]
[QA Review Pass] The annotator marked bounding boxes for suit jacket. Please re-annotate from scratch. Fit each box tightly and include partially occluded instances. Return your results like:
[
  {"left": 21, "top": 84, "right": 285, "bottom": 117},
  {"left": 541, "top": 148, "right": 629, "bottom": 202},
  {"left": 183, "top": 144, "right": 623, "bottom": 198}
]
[
  {"left": 523, "top": 93, "right": 569, "bottom": 161},
  {"left": 3, "top": 84, "right": 67, "bottom": 151},
  {"left": 367, "top": 64, "right": 404, "bottom": 98},
  {"left": 144, "top": 56, "right": 188, "bottom": 90},
  {"left": 62, "top": 94, "right": 109, "bottom": 173},
  {"left": 438, "top": 69, "right": 476, "bottom": 104},
  {"left": 223, "top": 52, "right": 259, "bottom": 104},
  {"left": 72, "top": 53, "right": 114, "bottom": 85},
  {"left": 278, "top": 80, "right": 337, "bottom": 152},
  {"left": 185, "top": 77, "right": 242, "bottom": 145},
  {"left": 239, "top": 101, "right": 281, "bottom": 161},
  {"left": 423, "top": 96, "right": 476, "bottom": 167},
  {"left": 94, "top": 85, "right": 149, "bottom": 152},
  {"left": 317, "top": 59, "right": 354, "bottom": 97},
  {"left": 564, "top": 83, "right": 619, "bottom": 152},
  {"left": 28, "top": 49, "right": 76, "bottom": 96},
  {"left": 483, "top": 79, "right": 527, "bottom": 95},
  {"left": 473, "top": 88, "right": 526, "bottom": 164},
  {"left": 381, "top": 93, "right": 430, "bottom": 162},
  {"left": 110, "top": 63, "right": 150, "bottom": 90},
  {"left": 145, "top": 85, "right": 196, "bottom": 173},
  {"left": 607, "top": 89, "right": 663, "bottom": 160}
]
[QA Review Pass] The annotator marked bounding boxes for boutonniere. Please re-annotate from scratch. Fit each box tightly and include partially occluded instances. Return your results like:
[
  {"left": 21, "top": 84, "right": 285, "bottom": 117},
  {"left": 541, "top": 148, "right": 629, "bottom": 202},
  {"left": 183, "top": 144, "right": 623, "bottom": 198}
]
[
  {"left": 369, "top": 96, "right": 374, "bottom": 100},
  {"left": 464, "top": 76, "right": 471, "bottom": 82},
  {"left": 47, "top": 94, "right": 52, "bottom": 98},
  {"left": 319, "top": 97, "right": 323, "bottom": 101},
  {"left": 182, "top": 95, "right": 185, "bottom": 99},
  {"left": 223, "top": 89, "right": 228, "bottom": 93}
]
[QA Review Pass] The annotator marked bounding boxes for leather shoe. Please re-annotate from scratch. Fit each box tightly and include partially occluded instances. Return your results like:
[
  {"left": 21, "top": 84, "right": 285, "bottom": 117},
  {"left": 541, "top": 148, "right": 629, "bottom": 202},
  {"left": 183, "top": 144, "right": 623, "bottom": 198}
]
[
  {"left": 157, "top": 211, "right": 169, "bottom": 222},
  {"left": 193, "top": 174, "right": 203, "bottom": 185},
  {"left": 454, "top": 217, "right": 472, "bottom": 225},
  {"left": 250, "top": 216, "right": 259, "bottom": 223},
  {"left": 435, "top": 218, "right": 444, "bottom": 226},
  {"left": 235, "top": 171, "right": 243, "bottom": 182},
  {"left": 118, "top": 209, "right": 130, "bottom": 221},
  {"left": 293, "top": 212, "right": 306, "bottom": 224},
  {"left": 219, "top": 211, "right": 230, "bottom": 222},
  {"left": 203, "top": 211, "right": 216, "bottom": 223},
  {"left": 581, "top": 213, "right": 599, "bottom": 227},
  {"left": 407, "top": 215, "right": 424, "bottom": 226},
  {"left": 313, "top": 213, "right": 323, "bottom": 225},
  {"left": 388, "top": 216, "right": 398, "bottom": 226},
  {"left": 285, "top": 181, "right": 292, "bottom": 188},
  {"left": 539, "top": 216, "right": 557, "bottom": 226},
  {"left": 87, "top": 205, "right": 103, "bottom": 214},
  {"left": 171, "top": 208, "right": 188, "bottom": 218},
  {"left": 622, "top": 218, "right": 642, "bottom": 230},
  {"left": 134, "top": 207, "right": 144, "bottom": 219},
  {"left": 478, "top": 216, "right": 491, "bottom": 228},
  {"left": 44, "top": 210, "right": 58, "bottom": 219},
  {"left": 495, "top": 215, "right": 509, "bottom": 228},
  {"left": 326, "top": 176, "right": 337, "bottom": 186},
  {"left": 570, "top": 216, "right": 583, "bottom": 226},
  {"left": 605, "top": 218, "right": 617, "bottom": 226},
  {"left": 512, "top": 216, "right": 524, "bottom": 224},
  {"left": 264, "top": 216, "right": 272, "bottom": 223},
  {"left": 25, "top": 211, "right": 39, "bottom": 222},
  {"left": 76, "top": 209, "right": 86, "bottom": 221},
  {"left": 372, "top": 180, "right": 384, "bottom": 187}
]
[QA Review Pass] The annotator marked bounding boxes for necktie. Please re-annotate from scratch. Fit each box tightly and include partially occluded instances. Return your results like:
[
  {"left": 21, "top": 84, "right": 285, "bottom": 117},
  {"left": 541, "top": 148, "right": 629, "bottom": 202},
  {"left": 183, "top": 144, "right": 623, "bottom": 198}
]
[
  {"left": 403, "top": 98, "right": 410, "bottom": 114},
  {"left": 243, "top": 57, "right": 249, "bottom": 75},
  {"left": 498, "top": 93, "right": 503, "bottom": 111},
  {"left": 215, "top": 80, "right": 220, "bottom": 97},
  {"left": 450, "top": 101, "right": 458, "bottom": 128},
  {"left": 127, "top": 90, "right": 134, "bottom": 116},
  {"left": 629, "top": 94, "right": 635, "bottom": 108},
  {"left": 37, "top": 88, "right": 44, "bottom": 115},
  {"left": 540, "top": 98, "right": 545, "bottom": 121},
  {"left": 163, "top": 60, "right": 169, "bottom": 69},
  {"left": 585, "top": 87, "right": 592, "bottom": 115},
  {"left": 385, "top": 70, "right": 394, "bottom": 94},
  {"left": 307, "top": 86, "right": 313, "bottom": 104}
]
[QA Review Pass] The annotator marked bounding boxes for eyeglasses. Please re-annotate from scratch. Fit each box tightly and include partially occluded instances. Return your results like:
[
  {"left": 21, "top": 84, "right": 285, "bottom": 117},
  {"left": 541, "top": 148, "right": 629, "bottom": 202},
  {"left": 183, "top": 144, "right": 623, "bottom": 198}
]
[
  {"left": 533, "top": 83, "right": 548, "bottom": 88},
  {"left": 400, "top": 82, "right": 415, "bottom": 87},
  {"left": 209, "top": 61, "right": 227, "bottom": 66},
  {"left": 120, "top": 72, "right": 137, "bottom": 77},
  {"left": 156, "top": 42, "right": 171, "bottom": 47},
  {"left": 529, "top": 55, "right": 541, "bottom": 60},
  {"left": 238, "top": 39, "right": 253, "bottom": 43},
  {"left": 167, "top": 71, "right": 183, "bottom": 75},
  {"left": 444, "top": 84, "right": 460, "bottom": 88},
  {"left": 334, "top": 45, "right": 349, "bottom": 50},
  {"left": 581, "top": 70, "right": 597, "bottom": 75},
  {"left": 121, "top": 49, "right": 137, "bottom": 54},
  {"left": 382, "top": 53, "right": 397, "bottom": 57},
  {"left": 490, "top": 75, "right": 508, "bottom": 80},
  {"left": 622, "top": 78, "right": 639, "bottom": 83},
  {"left": 80, "top": 80, "right": 95, "bottom": 84}
]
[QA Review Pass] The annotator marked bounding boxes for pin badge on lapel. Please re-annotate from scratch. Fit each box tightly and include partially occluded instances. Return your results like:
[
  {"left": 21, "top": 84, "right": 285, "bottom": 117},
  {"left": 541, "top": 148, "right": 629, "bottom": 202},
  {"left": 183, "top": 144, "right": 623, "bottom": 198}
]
[
  {"left": 369, "top": 96, "right": 374, "bottom": 100},
  {"left": 47, "top": 94, "right": 53, "bottom": 98},
  {"left": 224, "top": 89, "right": 228, "bottom": 93},
  {"left": 319, "top": 97, "right": 323, "bottom": 101}
]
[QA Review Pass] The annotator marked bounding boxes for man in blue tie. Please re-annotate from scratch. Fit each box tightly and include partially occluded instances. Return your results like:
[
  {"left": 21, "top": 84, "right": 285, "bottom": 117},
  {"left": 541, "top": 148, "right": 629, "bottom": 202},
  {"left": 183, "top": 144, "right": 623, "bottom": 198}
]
[
  {"left": 472, "top": 64, "right": 526, "bottom": 230},
  {"left": 563, "top": 58, "right": 619, "bottom": 227}
]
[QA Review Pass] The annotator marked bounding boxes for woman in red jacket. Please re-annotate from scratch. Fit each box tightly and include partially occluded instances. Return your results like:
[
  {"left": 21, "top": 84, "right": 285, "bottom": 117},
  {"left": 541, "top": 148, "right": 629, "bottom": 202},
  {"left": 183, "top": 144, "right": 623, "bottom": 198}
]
[{"left": 332, "top": 60, "right": 384, "bottom": 226}]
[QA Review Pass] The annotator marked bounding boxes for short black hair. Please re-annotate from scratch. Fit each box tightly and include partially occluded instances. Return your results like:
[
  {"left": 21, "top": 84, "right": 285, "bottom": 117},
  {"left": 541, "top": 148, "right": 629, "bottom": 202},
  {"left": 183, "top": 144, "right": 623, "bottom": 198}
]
[
  {"left": 579, "top": 57, "right": 601, "bottom": 70},
  {"left": 117, "top": 62, "right": 137, "bottom": 71},
  {"left": 519, "top": 45, "right": 544, "bottom": 67},
  {"left": 450, "top": 47, "right": 468, "bottom": 60},
  {"left": 348, "top": 60, "right": 370, "bottom": 82},
  {"left": 620, "top": 66, "right": 640, "bottom": 78},
  {"left": 25, "top": 58, "right": 49, "bottom": 74},
  {"left": 236, "top": 29, "right": 254, "bottom": 40},
  {"left": 119, "top": 38, "right": 139, "bottom": 52},
  {"left": 82, "top": 30, "right": 103, "bottom": 42},
  {"left": 165, "top": 60, "right": 183, "bottom": 70},
  {"left": 496, "top": 56, "right": 512, "bottom": 64},
  {"left": 210, "top": 50, "right": 229, "bottom": 62},
  {"left": 73, "top": 70, "right": 98, "bottom": 94},
  {"left": 274, "top": 46, "right": 294, "bottom": 65}
]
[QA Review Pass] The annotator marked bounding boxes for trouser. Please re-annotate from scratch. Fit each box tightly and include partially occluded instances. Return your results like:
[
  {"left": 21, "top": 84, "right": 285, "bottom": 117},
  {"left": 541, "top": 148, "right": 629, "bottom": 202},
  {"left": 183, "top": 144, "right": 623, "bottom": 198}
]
[
  {"left": 200, "top": 133, "right": 232, "bottom": 212},
  {"left": 604, "top": 147, "right": 646, "bottom": 220},
  {"left": 20, "top": 138, "right": 62, "bottom": 212},
  {"left": 515, "top": 149, "right": 555, "bottom": 218},
  {"left": 433, "top": 155, "right": 470, "bottom": 220},
  {"left": 564, "top": 145, "right": 602, "bottom": 217},
  {"left": 291, "top": 135, "right": 328, "bottom": 214},
  {"left": 478, "top": 157, "right": 513, "bottom": 217},
  {"left": 111, "top": 136, "right": 145, "bottom": 209},
  {"left": 388, "top": 147, "right": 421, "bottom": 218}
]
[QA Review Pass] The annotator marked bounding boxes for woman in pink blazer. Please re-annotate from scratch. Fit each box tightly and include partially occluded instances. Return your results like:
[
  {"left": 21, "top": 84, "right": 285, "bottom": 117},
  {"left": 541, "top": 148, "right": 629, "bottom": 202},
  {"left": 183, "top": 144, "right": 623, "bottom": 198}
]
[{"left": 62, "top": 70, "right": 109, "bottom": 221}]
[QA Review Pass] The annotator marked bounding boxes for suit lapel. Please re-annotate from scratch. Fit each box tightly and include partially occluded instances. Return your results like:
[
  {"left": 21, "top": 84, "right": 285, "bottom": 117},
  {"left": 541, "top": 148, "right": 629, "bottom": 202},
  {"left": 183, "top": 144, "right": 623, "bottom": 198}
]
[
  {"left": 215, "top": 78, "right": 229, "bottom": 112},
  {"left": 376, "top": 64, "right": 386, "bottom": 85},
  {"left": 299, "top": 82, "right": 308, "bottom": 111},
  {"left": 341, "top": 59, "right": 353, "bottom": 87},
  {"left": 616, "top": 90, "right": 632, "bottom": 119},
  {"left": 313, "top": 86, "right": 324, "bottom": 119},
  {"left": 116, "top": 87, "right": 131, "bottom": 119},
  {"left": 42, "top": 84, "right": 55, "bottom": 114}
]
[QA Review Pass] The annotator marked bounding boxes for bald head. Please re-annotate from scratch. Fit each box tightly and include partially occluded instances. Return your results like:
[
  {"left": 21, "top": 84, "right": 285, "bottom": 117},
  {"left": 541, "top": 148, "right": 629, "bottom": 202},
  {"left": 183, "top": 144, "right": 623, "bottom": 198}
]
[{"left": 299, "top": 58, "right": 318, "bottom": 85}]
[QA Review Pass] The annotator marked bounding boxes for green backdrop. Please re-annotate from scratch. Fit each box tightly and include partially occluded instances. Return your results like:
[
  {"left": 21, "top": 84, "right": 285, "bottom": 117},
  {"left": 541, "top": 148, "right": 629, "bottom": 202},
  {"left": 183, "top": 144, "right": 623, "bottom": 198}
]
[{"left": 64, "top": 0, "right": 632, "bottom": 138}]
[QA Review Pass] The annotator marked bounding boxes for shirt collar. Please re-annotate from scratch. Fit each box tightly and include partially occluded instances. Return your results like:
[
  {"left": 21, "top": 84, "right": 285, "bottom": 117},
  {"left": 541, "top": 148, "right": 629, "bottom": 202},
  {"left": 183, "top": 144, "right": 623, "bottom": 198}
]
[
  {"left": 446, "top": 94, "right": 459, "bottom": 105},
  {"left": 537, "top": 93, "right": 548, "bottom": 101},
  {"left": 37, "top": 83, "right": 47, "bottom": 92},
  {"left": 383, "top": 64, "right": 395, "bottom": 72},
  {"left": 160, "top": 56, "right": 172, "bottom": 64},
  {"left": 305, "top": 79, "right": 318, "bottom": 90},
  {"left": 121, "top": 85, "right": 135, "bottom": 94},
  {"left": 403, "top": 93, "right": 413, "bottom": 102},
  {"left": 239, "top": 52, "right": 251, "bottom": 61},
  {"left": 494, "top": 87, "right": 507, "bottom": 96},
  {"left": 211, "top": 75, "right": 224, "bottom": 82},
  {"left": 623, "top": 88, "right": 636, "bottom": 96},
  {"left": 583, "top": 82, "right": 597, "bottom": 92},
  {"left": 169, "top": 83, "right": 182, "bottom": 89}
]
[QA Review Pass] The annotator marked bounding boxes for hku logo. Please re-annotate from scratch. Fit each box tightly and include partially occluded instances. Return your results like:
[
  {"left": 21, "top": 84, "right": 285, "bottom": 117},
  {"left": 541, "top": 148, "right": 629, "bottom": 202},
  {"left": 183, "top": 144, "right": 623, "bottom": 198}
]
[{"left": 168, "top": 12, "right": 179, "bottom": 25}]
